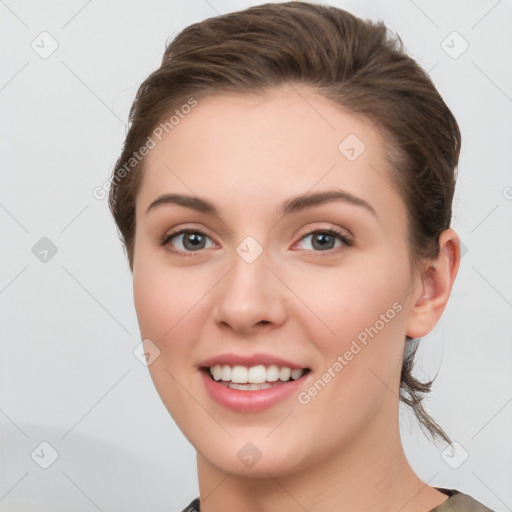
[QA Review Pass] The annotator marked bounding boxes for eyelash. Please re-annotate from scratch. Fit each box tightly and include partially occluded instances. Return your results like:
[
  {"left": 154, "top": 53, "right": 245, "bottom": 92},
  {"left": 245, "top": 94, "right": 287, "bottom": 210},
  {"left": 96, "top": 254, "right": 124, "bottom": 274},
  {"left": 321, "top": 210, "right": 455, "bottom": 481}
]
[{"left": 159, "top": 227, "right": 353, "bottom": 257}]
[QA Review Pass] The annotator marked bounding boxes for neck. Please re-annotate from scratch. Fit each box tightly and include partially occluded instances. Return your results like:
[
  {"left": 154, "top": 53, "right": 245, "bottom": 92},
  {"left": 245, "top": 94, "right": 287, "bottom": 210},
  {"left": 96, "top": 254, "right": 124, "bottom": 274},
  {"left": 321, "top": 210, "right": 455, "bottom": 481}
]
[{"left": 195, "top": 412, "right": 448, "bottom": 512}]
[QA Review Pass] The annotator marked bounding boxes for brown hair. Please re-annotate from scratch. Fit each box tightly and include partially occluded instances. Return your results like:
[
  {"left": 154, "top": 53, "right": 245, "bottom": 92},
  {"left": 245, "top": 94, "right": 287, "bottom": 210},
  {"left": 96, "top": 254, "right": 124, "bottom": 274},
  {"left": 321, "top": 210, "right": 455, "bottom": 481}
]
[{"left": 109, "top": 1, "right": 460, "bottom": 445}]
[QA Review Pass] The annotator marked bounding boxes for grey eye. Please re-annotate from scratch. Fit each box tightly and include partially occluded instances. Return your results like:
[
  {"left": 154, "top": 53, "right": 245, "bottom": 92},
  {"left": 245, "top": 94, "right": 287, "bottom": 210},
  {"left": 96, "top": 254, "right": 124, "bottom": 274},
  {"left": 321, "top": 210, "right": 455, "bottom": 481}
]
[{"left": 169, "top": 231, "right": 215, "bottom": 251}]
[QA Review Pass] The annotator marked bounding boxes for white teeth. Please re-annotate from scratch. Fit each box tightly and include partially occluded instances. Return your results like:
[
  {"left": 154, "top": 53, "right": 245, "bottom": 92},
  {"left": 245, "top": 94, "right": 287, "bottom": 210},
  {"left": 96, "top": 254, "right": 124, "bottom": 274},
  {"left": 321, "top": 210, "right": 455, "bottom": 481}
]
[
  {"left": 209, "top": 364, "right": 306, "bottom": 384},
  {"left": 266, "top": 365, "right": 280, "bottom": 382},
  {"left": 212, "top": 365, "right": 222, "bottom": 381},
  {"left": 291, "top": 368, "right": 305, "bottom": 380},
  {"left": 221, "top": 364, "right": 230, "bottom": 381},
  {"left": 231, "top": 365, "right": 247, "bottom": 383},
  {"left": 248, "top": 365, "right": 267, "bottom": 384},
  {"left": 279, "top": 367, "right": 292, "bottom": 382},
  {"left": 226, "top": 382, "right": 274, "bottom": 391}
]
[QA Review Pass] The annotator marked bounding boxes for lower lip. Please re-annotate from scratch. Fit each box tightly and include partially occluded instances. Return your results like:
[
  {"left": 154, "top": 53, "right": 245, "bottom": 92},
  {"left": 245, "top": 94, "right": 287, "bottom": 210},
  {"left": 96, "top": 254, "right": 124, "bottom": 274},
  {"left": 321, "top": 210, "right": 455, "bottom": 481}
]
[{"left": 200, "top": 370, "right": 308, "bottom": 413}]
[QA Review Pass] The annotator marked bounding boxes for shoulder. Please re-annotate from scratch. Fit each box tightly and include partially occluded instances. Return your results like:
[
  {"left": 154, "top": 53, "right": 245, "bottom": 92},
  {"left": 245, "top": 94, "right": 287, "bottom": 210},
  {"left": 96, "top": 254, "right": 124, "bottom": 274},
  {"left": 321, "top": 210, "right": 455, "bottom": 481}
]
[
  {"left": 179, "top": 491, "right": 496, "bottom": 512},
  {"left": 179, "top": 497, "right": 200, "bottom": 512},
  {"left": 431, "top": 488, "right": 496, "bottom": 512}
]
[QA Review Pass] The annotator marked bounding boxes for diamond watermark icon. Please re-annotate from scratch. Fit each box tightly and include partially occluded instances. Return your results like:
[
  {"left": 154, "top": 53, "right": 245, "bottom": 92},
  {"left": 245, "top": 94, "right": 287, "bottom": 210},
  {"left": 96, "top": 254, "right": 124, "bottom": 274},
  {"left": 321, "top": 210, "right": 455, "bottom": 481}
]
[
  {"left": 31, "top": 31, "right": 59, "bottom": 59},
  {"left": 441, "top": 31, "right": 469, "bottom": 60},
  {"left": 237, "top": 442, "right": 263, "bottom": 468},
  {"left": 31, "top": 441, "right": 59, "bottom": 469},
  {"left": 133, "top": 339, "right": 161, "bottom": 366},
  {"left": 236, "top": 236, "right": 263, "bottom": 264},
  {"left": 338, "top": 133, "right": 366, "bottom": 162},
  {"left": 32, "top": 237, "right": 58, "bottom": 263},
  {"left": 440, "top": 441, "right": 469, "bottom": 469},
  {"left": 460, "top": 240, "right": 468, "bottom": 259}
]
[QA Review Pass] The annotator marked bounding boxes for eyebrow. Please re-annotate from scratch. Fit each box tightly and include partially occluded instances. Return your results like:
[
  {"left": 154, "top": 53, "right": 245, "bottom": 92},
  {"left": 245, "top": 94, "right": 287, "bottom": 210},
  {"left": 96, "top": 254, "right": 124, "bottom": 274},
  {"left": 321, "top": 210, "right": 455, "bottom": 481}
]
[
  {"left": 145, "top": 189, "right": 377, "bottom": 218},
  {"left": 280, "top": 189, "right": 377, "bottom": 217}
]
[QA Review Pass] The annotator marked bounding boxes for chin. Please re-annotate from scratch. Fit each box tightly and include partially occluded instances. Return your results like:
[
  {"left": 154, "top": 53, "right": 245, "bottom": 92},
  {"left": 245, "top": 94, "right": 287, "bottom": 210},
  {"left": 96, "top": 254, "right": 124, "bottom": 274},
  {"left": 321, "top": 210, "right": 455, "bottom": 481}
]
[{"left": 194, "top": 430, "right": 326, "bottom": 479}]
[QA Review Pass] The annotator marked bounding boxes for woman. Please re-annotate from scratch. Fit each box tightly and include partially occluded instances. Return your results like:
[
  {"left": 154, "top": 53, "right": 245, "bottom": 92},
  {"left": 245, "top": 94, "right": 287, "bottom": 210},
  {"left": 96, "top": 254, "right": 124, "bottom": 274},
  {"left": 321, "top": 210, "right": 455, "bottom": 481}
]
[{"left": 109, "top": 3, "right": 495, "bottom": 511}]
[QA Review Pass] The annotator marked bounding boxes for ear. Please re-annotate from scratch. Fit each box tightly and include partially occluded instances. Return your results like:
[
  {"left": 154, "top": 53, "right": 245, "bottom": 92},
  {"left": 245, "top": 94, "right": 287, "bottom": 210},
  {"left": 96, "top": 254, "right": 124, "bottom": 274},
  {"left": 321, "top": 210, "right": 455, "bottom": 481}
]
[{"left": 405, "top": 228, "right": 461, "bottom": 339}]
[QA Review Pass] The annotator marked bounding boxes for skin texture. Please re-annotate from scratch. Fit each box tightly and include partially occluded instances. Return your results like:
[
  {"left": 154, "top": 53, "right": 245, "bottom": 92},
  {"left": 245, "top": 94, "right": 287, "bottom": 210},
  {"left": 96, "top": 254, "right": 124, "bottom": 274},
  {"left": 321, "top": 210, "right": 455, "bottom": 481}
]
[{"left": 132, "top": 84, "right": 460, "bottom": 512}]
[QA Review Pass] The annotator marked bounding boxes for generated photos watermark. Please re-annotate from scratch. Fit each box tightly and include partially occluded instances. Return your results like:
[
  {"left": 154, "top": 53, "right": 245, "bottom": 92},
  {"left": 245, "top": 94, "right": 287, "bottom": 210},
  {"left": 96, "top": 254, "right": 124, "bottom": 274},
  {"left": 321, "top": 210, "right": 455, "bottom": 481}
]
[
  {"left": 93, "top": 97, "right": 198, "bottom": 200},
  {"left": 297, "top": 301, "right": 403, "bottom": 405}
]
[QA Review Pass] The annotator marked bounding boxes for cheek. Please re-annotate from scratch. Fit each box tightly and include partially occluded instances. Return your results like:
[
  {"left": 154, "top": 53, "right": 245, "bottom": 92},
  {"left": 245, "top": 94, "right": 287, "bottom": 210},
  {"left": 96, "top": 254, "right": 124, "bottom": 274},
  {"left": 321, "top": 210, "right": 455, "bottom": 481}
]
[
  {"left": 289, "top": 254, "right": 409, "bottom": 349},
  {"left": 133, "top": 247, "right": 208, "bottom": 340},
  {"left": 132, "top": 251, "right": 216, "bottom": 392},
  {"left": 133, "top": 269, "right": 174, "bottom": 341},
  {"left": 132, "top": 260, "right": 209, "bottom": 428},
  {"left": 289, "top": 254, "right": 409, "bottom": 406}
]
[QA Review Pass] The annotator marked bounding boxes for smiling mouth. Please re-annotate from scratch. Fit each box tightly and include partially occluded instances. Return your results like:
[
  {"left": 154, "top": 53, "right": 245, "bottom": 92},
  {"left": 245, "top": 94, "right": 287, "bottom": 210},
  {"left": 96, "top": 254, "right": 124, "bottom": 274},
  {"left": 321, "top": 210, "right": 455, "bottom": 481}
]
[{"left": 201, "top": 364, "right": 311, "bottom": 391}]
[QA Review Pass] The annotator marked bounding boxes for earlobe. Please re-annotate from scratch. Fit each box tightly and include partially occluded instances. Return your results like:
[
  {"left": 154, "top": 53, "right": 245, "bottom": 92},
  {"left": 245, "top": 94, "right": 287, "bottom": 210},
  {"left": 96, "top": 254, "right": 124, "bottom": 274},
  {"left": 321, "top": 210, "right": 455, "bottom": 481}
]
[{"left": 405, "top": 228, "right": 461, "bottom": 339}]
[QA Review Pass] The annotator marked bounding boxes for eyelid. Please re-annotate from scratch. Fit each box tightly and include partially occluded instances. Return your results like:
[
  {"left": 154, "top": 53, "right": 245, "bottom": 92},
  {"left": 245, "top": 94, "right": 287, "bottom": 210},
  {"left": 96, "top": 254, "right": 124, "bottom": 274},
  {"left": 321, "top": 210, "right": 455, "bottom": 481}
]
[
  {"left": 162, "top": 223, "right": 215, "bottom": 241},
  {"left": 294, "top": 223, "right": 352, "bottom": 242}
]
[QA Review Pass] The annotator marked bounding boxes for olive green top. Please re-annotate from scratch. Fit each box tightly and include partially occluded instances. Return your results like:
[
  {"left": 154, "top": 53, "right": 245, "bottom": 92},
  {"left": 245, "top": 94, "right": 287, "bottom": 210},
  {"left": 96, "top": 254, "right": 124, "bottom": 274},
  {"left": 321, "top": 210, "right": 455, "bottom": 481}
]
[
  {"left": 429, "top": 487, "right": 495, "bottom": 511},
  {"left": 180, "top": 487, "right": 495, "bottom": 512}
]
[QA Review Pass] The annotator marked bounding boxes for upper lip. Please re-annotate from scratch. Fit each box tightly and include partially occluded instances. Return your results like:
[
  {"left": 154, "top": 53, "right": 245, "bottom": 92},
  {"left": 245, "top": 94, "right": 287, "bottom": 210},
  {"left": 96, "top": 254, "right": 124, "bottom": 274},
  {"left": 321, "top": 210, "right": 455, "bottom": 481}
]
[{"left": 198, "top": 353, "right": 308, "bottom": 370}]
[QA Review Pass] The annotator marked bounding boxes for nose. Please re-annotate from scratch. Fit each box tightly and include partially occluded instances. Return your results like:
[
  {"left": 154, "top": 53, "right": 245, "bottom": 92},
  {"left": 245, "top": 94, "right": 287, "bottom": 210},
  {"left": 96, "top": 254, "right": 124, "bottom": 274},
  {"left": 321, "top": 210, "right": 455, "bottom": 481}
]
[{"left": 212, "top": 248, "right": 287, "bottom": 335}]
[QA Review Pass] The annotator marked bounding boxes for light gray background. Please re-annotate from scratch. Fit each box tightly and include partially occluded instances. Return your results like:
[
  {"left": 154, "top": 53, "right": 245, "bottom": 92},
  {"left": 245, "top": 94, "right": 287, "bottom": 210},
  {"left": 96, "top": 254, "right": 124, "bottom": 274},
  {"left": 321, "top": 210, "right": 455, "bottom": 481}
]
[{"left": 1, "top": 1, "right": 511, "bottom": 511}]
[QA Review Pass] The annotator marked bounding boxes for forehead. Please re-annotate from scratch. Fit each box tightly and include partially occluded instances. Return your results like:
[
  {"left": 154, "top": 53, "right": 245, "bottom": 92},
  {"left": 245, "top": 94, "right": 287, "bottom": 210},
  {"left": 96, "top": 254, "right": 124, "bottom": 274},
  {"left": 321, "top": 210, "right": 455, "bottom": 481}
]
[{"left": 136, "top": 84, "right": 403, "bottom": 222}]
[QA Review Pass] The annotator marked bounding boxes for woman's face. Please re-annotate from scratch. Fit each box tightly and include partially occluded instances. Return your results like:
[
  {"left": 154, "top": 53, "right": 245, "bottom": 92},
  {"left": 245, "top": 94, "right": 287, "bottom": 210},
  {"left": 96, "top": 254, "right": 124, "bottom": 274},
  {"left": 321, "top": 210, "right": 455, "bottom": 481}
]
[{"left": 132, "top": 84, "right": 422, "bottom": 476}]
